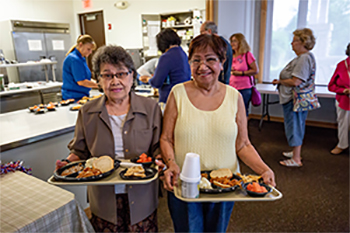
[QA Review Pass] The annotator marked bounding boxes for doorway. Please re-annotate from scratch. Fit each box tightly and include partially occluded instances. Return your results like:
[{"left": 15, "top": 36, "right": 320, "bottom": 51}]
[{"left": 79, "top": 10, "right": 106, "bottom": 75}]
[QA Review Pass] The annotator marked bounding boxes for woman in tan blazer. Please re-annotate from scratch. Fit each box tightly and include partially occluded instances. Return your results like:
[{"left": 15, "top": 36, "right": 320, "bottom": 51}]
[{"left": 56, "top": 45, "right": 162, "bottom": 232}]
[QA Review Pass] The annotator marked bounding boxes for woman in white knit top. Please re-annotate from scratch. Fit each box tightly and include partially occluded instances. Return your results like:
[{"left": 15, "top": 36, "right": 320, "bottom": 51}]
[{"left": 160, "top": 34, "right": 276, "bottom": 232}]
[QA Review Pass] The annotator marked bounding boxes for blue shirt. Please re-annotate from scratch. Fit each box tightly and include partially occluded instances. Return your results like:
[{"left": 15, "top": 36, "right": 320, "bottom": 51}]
[
  {"left": 149, "top": 47, "right": 191, "bottom": 103},
  {"left": 221, "top": 36, "right": 233, "bottom": 85},
  {"left": 62, "top": 48, "right": 92, "bottom": 100}
]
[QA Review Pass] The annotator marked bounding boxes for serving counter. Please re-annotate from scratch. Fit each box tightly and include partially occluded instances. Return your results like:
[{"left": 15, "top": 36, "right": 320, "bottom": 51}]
[{"left": 0, "top": 81, "right": 63, "bottom": 113}]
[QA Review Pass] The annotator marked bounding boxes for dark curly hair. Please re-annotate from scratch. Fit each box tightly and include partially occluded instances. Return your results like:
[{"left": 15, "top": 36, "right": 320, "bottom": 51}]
[
  {"left": 346, "top": 43, "right": 350, "bottom": 56},
  {"left": 92, "top": 45, "right": 136, "bottom": 89},
  {"left": 188, "top": 34, "right": 227, "bottom": 63},
  {"left": 156, "top": 28, "right": 181, "bottom": 53}
]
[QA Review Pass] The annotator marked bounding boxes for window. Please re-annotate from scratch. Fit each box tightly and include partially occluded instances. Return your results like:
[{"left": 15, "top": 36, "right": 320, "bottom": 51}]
[{"left": 267, "top": 0, "right": 350, "bottom": 85}]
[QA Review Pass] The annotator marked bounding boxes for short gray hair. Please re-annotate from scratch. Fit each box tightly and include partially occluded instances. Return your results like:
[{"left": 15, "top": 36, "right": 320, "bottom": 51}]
[{"left": 203, "top": 21, "right": 217, "bottom": 34}]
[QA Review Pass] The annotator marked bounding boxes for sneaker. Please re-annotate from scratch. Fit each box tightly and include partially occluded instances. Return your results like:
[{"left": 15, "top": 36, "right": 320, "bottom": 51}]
[{"left": 282, "top": 151, "right": 293, "bottom": 158}]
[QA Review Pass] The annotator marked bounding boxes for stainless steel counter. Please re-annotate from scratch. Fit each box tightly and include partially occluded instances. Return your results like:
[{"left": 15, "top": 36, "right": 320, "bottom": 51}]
[
  {"left": 0, "top": 81, "right": 62, "bottom": 97},
  {"left": 0, "top": 82, "right": 63, "bottom": 113},
  {"left": 0, "top": 104, "right": 78, "bottom": 152}
]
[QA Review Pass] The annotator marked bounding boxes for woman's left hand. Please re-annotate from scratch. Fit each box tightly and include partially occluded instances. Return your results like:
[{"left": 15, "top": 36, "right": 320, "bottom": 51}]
[
  {"left": 155, "top": 154, "right": 166, "bottom": 178},
  {"left": 231, "top": 70, "right": 243, "bottom": 76},
  {"left": 261, "top": 169, "right": 276, "bottom": 187}
]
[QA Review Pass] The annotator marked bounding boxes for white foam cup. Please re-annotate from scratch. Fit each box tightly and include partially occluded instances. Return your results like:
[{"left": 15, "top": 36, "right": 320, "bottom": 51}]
[
  {"left": 180, "top": 152, "right": 201, "bottom": 198},
  {"left": 181, "top": 181, "right": 199, "bottom": 198}
]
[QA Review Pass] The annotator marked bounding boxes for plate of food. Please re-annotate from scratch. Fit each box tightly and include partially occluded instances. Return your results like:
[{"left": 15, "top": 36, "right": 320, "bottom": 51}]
[
  {"left": 242, "top": 182, "right": 272, "bottom": 197},
  {"left": 54, "top": 156, "right": 120, "bottom": 182},
  {"left": 119, "top": 166, "right": 157, "bottom": 180},
  {"left": 60, "top": 100, "right": 71, "bottom": 106},
  {"left": 35, "top": 108, "right": 46, "bottom": 114},
  {"left": 47, "top": 101, "right": 59, "bottom": 107},
  {"left": 77, "top": 99, "right": 88, "bottom": 105},
  {"left": 199, "top": 168, "right": 242, "bottom": 194},
  {"left": 46, "top": 104, "right": 56, "bottom": 111},
  {"left": 28, "top": 105, "right": 39, "bottom": 112},
  {"left": 70, "top": 105, "right": 83, "bottom": 111},
  {"left": 130, "top": 153, "right": 154, "bottom": 168}
]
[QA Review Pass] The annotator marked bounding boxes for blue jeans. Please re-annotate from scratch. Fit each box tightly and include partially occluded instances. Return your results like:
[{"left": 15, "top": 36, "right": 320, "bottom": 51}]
[
  {"left": 239, "top": 88, "right": 252, "bottom": 116},
  {"left": 167, "top": 191, "right": 234, "bottom": 232},
  {"left": 282, "top": 100, "right": 308, "bottom": 147}
]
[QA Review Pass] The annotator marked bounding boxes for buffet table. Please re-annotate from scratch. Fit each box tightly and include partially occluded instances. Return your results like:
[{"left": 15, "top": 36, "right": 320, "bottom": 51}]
[
  {"left": 256, "top": 83, "right": 335, "bottom": 130},
  {"left": 0, "top": 171, "right": 94, "bottom": 233}
]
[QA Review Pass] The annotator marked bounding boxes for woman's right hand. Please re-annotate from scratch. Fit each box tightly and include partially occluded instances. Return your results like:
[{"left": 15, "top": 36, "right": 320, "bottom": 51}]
[
  {"left": 163, "top": 161, "right": 180, "bottom": 192},
  {"left": 272, "top": 79, "right": 280, "bottom": 85},
  {"left": 54, "top": 154, "right": 80, "bottom": 171},
  {"left": 55, "top": 160, "right": 68, "bottom": 171}
]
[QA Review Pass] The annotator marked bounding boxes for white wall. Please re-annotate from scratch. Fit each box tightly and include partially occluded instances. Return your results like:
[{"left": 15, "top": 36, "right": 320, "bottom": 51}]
[
  {"left": 0, "top": 0, "right": 77, "bottom": 82},
  {"left": 72, "top": 0, "right": 205, "bottom": 49},
  {"left": 217, "top": 0, "right": 256, "bottom": 49},
  {"left": 0, "top": 0, "right": 77, "bottom": 35}
]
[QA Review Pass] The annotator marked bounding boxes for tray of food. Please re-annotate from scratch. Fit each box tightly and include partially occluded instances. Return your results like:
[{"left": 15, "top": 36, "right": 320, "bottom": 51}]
[
  {"left": 47, "top": 158, "right": 159, "bottom": 186},
  {"left": 119, "top": 166, "right": 157, "bottom": 180},
  {"left": 53, "top": 156, "right": 119, "bottom": 182},
  {"left": 174, "top": 170, "right": 282, "bottom": 202}
]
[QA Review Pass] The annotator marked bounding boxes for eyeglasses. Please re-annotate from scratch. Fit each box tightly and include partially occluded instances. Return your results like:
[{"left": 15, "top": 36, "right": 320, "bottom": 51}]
[
  {"left": 190, "top": 57, "right": 219, "bottom": 67},
  {"left": 99, "top": 71, "right": 131, "bottom": 81}
]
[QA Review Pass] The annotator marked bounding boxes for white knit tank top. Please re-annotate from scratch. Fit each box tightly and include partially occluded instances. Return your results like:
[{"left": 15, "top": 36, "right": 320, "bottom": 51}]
[{"left": 173, "top": 83, "right": 241, "bottom": 174}]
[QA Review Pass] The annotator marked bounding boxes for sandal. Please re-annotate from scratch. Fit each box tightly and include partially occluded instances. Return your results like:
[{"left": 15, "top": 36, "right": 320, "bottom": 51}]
[
  {"left": 280, "top": 159, "right": 303, "bottom": 167},
  {"left": 330, "top": 146, "right": 347, "bottom": 155},
  {"left": 282, "top": 151, "right": 293, "bottom": 158},
  {"left": 282, "top": 151, "right": 303, "bottom": 160}
]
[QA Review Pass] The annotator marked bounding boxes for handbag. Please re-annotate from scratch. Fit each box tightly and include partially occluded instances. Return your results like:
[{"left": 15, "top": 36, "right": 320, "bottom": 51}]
[
  {"left": 292, "top": 53, "right": 321, "bottom": 112},
  {"left": 245, "top": 52, "right": 261, "bottom": 106},
  {"left": 292, "top": 89, "right": 321, "bottom": 112}
]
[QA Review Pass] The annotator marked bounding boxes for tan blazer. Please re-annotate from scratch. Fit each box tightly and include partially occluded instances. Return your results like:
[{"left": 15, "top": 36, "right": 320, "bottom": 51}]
[{"left": 68, "top": 92, "right": 162, "bottom": 225}]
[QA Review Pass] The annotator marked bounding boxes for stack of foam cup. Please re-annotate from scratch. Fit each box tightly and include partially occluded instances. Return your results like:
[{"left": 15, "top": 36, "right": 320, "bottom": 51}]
[{"left": 180, "top": 152, "right": 201, "bottom": 198}]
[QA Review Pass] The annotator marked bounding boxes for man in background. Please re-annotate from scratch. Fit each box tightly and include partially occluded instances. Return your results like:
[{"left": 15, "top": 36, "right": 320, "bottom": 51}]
[{"left": 200, "top": 21, "right": 233, "bottom": 85}]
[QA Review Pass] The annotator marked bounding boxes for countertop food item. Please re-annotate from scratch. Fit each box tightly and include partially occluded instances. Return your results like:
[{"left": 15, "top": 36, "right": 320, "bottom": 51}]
[
  {"left": 125, "top": 166, "right": 146, "bottom": 177},
  {"left": 78, "top": 99, "right": 88, "bottom": 105},
  {"left": 92, "top": 155, "right": 114, "bottom": 173},
  {"left": 72, "top": 105, "right": 82, "bottom": 110},
  {"left": 210, "top": 168, "right": 233, "bottom": 179}
]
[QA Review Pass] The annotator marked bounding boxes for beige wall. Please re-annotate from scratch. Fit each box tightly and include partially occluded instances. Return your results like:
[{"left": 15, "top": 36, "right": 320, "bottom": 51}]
[{"left": 71, "top": 0, "right": 205, "bottom": 49}]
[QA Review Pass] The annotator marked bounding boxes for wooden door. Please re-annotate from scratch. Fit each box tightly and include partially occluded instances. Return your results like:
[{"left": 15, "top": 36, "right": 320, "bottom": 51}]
[{"left": 79, "top": 11, "right": 106, "bottom": 73}]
